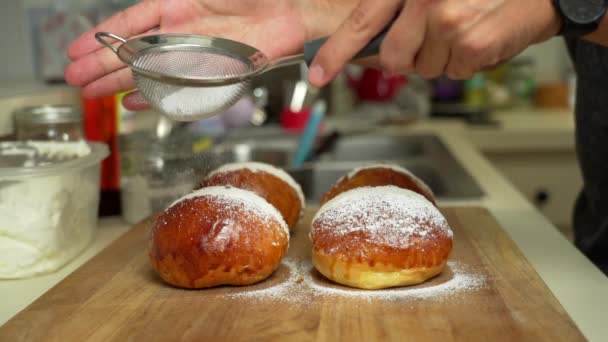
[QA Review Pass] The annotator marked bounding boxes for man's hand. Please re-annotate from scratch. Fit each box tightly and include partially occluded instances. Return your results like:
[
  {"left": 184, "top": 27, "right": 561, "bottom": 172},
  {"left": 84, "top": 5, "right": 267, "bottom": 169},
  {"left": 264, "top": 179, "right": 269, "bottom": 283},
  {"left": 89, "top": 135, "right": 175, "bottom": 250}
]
[
  {"left": 65, "top": 0, "right": 353, "bottom": 109},
  {"left": 308, "top": 0, "right": 561, "bottom": 87}
]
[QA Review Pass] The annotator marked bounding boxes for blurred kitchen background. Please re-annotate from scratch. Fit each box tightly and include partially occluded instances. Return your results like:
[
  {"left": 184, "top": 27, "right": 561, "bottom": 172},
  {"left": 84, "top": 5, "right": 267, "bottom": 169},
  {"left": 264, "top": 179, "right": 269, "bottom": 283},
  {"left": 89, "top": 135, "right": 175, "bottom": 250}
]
[{"left": 0, "top": 0, "right": 580, "bottom": 239}]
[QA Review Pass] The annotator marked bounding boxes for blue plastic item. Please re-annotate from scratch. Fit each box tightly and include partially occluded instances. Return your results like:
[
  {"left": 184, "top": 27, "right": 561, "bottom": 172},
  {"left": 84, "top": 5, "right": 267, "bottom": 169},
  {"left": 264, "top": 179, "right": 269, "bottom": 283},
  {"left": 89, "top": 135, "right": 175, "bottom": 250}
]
[{"left": 291, "top": 100, "right": 327, "bottom": 168}]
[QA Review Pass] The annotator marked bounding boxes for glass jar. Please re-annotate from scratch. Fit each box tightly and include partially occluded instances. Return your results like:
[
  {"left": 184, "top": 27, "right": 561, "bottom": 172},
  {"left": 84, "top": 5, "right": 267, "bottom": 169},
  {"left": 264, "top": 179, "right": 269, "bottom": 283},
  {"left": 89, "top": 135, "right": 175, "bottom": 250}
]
[
  {"left": 118, "top": 131, "right": 219, "bottom": 224},
  {"left": 14, "top": 105, "right": 83, "bottom": 142}
]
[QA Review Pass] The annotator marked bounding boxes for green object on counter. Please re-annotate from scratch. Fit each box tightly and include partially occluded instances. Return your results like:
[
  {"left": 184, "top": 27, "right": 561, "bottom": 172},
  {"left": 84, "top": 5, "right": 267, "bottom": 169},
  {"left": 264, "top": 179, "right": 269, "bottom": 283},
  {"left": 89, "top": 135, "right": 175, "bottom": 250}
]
[
  {"left": 192, "top": 137, "right": 214, "bottom": 153},
  {"left": 506, "top": 58, "right": 536, "bottom": 108},
  {"left": 464, "top": 73, "right": 488, "bottom": 107}
]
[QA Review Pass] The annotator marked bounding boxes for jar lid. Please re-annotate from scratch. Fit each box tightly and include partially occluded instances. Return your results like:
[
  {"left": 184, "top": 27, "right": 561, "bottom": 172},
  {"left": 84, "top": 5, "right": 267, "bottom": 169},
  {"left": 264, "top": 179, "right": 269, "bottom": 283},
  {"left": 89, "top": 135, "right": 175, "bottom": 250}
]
[{"left": 14, "top": 105, "right": 81, "bottom": 125}]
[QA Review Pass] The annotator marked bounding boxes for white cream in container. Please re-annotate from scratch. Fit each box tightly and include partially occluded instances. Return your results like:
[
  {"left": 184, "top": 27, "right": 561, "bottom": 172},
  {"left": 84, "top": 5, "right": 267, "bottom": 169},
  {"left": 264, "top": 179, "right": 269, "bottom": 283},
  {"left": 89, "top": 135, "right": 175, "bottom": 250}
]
[{"left": 0, "top": 141, "right": 108, "bottom": 278}]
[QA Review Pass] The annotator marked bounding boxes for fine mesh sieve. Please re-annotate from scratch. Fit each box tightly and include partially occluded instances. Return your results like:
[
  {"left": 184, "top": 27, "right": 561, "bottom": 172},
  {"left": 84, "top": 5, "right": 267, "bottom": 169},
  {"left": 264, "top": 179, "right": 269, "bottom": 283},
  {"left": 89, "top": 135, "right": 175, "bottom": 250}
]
[{"left": 96, "top": 31, "right": 386, "bottom": 121}]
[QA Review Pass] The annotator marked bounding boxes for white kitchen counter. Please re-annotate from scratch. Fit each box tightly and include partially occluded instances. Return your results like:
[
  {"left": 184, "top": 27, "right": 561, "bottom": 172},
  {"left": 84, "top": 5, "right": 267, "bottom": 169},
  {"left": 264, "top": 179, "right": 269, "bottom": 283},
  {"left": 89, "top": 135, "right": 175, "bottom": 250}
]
[
  {"left": 1, "top": 118, "right": 607, "bottom": 341},
  {"left": 0, "top": 217, "right": 127, "bottom": 326},
  {"left": 468, "top": 109, "right": 576, "bottom": 152}
]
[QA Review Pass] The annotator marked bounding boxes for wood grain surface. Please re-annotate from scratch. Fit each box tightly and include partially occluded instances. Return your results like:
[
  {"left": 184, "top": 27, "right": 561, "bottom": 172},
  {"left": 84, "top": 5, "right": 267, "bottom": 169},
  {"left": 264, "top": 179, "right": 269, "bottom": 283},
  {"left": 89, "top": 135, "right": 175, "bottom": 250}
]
[{"left": 0, "top": 207, "right": 585, "bottom": 341}]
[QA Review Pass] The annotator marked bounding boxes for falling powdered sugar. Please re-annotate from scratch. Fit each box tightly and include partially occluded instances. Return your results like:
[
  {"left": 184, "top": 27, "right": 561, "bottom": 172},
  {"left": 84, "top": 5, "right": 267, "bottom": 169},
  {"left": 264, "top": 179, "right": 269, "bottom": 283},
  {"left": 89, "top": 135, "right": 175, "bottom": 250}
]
[{"left": 222, "top": 257, "right": 485, "bottom": 303}]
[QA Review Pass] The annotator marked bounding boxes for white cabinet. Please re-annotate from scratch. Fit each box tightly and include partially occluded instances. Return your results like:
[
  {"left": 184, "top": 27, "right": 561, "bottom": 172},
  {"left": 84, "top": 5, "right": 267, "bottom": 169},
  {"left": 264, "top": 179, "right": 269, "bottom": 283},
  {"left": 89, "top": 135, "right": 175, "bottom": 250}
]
[
  {"left": 467, "top": 112, "right": 580, "bottom": 238},
  {"left": 484, "top": 150, "right": 582, "bottom": 237}
]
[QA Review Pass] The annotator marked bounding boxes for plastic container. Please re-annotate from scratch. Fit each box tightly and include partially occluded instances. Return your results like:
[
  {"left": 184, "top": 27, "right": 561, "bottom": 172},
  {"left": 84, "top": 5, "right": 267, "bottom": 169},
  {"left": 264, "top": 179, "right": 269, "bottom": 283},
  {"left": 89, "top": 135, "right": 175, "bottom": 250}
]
[{"left": 0, "top": 140, "right": 109, "bottom": 278}]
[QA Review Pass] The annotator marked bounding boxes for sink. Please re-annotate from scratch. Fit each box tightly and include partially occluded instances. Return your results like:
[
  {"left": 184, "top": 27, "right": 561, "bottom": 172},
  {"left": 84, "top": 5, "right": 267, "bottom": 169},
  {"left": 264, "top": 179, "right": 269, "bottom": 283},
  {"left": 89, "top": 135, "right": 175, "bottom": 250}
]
[
  {"left": 207, "top": 139, "right": 297, "bottom": 170},
  {"left": 289, "top": 162, "right": 449, "bottom": 202},
  {"left": 319, "top": 135, "right": 427, "bottom": 161},
  {"left": 208, "top": 133, "right": 483, "bottom": 202}
]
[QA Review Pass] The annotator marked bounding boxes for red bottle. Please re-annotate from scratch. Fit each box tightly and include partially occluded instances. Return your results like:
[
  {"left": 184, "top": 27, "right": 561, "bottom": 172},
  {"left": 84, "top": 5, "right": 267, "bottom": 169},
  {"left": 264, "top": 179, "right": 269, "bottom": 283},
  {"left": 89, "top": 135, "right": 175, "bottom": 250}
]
[{"left": 82, "top": 94, "right": 121, "bottom": 216}]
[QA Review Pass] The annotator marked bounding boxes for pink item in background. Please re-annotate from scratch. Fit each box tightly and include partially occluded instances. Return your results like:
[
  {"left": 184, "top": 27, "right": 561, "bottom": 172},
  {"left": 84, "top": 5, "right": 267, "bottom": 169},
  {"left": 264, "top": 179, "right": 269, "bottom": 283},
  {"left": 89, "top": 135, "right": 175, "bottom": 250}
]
[{"left": 347, "top": 67, "right": 407, "bottom": 102}]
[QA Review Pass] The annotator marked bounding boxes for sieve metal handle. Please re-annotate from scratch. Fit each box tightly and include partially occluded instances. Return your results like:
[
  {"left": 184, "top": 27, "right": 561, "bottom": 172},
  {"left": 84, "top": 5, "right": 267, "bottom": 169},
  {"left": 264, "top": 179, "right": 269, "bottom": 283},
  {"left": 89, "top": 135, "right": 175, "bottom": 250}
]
[
  {"left": 95, "top": 32, "right": 127, "bottom": 54},
  {"left": 267, "top": 24, "right": 389, "bottom": 72},
  {"left": 303, "top": 25, "right": 389, "bottom": 65}
]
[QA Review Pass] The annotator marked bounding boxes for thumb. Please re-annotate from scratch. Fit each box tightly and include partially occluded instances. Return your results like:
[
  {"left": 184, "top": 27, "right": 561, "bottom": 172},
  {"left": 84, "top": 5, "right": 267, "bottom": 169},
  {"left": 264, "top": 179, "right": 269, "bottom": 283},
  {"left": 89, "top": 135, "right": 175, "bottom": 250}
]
[{"left": 122, "top": 91, "right": 151, "bottom": 111}]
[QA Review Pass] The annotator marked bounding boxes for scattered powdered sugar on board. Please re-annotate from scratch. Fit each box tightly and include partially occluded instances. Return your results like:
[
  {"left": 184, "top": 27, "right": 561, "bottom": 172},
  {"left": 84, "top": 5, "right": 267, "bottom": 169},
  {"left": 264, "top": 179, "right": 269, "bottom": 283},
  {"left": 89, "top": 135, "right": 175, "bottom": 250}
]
[
  {"left": 222, "top": 257, "right": 486, "bottom": 304},
  {"left": 311, "top": 186, "right": 453, "bottom": 250},
  {"left": 302, "top": 260, "right": 486, "bottom": 302},
  {"left": 224, "top": 258, "right": 310, "bottom": 303}
]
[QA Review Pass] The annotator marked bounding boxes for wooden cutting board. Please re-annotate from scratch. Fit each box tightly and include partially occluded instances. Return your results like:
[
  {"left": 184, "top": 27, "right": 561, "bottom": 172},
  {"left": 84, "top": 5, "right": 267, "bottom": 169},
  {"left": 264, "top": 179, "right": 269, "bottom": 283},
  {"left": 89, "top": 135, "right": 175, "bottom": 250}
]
[{"left": 0, "top": 207, "right": 584, "bottom": 341}]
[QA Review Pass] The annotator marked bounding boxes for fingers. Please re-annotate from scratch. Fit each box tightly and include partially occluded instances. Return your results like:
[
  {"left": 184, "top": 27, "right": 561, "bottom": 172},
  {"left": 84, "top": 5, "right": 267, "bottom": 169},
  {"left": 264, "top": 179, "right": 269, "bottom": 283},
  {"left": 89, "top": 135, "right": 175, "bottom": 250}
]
[
  {"left": 65, "top": 45, "right": 127, "bottom": 87},
  {"left": 81, "top": 68, "right": 135, "bottom": 99},
  {"left": 68, "top": 0, "right": 160, "bottom": 61},
  {"left": 308, "top": 0, "right": 403, "bottom": 87},
  {"left": 414, "top": 8, "right": 452, "bottom": 79},
  {"left": 122, "top": 91, "right": 151, "bottom": 111},
  {"left": 66, "top": 0, "right": 161, "bottom": 96},
  {"left": 444, "top": 6, "right": 505, "bottom": 80},
  {"left": 444, "top": 30, "right": 493, "bottom": 79},
  {"left": 379, "top": 0, "right": 431, "bottom": 75},
  {"left": 414, "top": 35, "right": 451, "bottom": 79},
  {"left": 380, "top": 1, "right": 498, "bottom": 80},
  {"left": 307, "top": 0, "right": 546, "bottom": 83}
]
